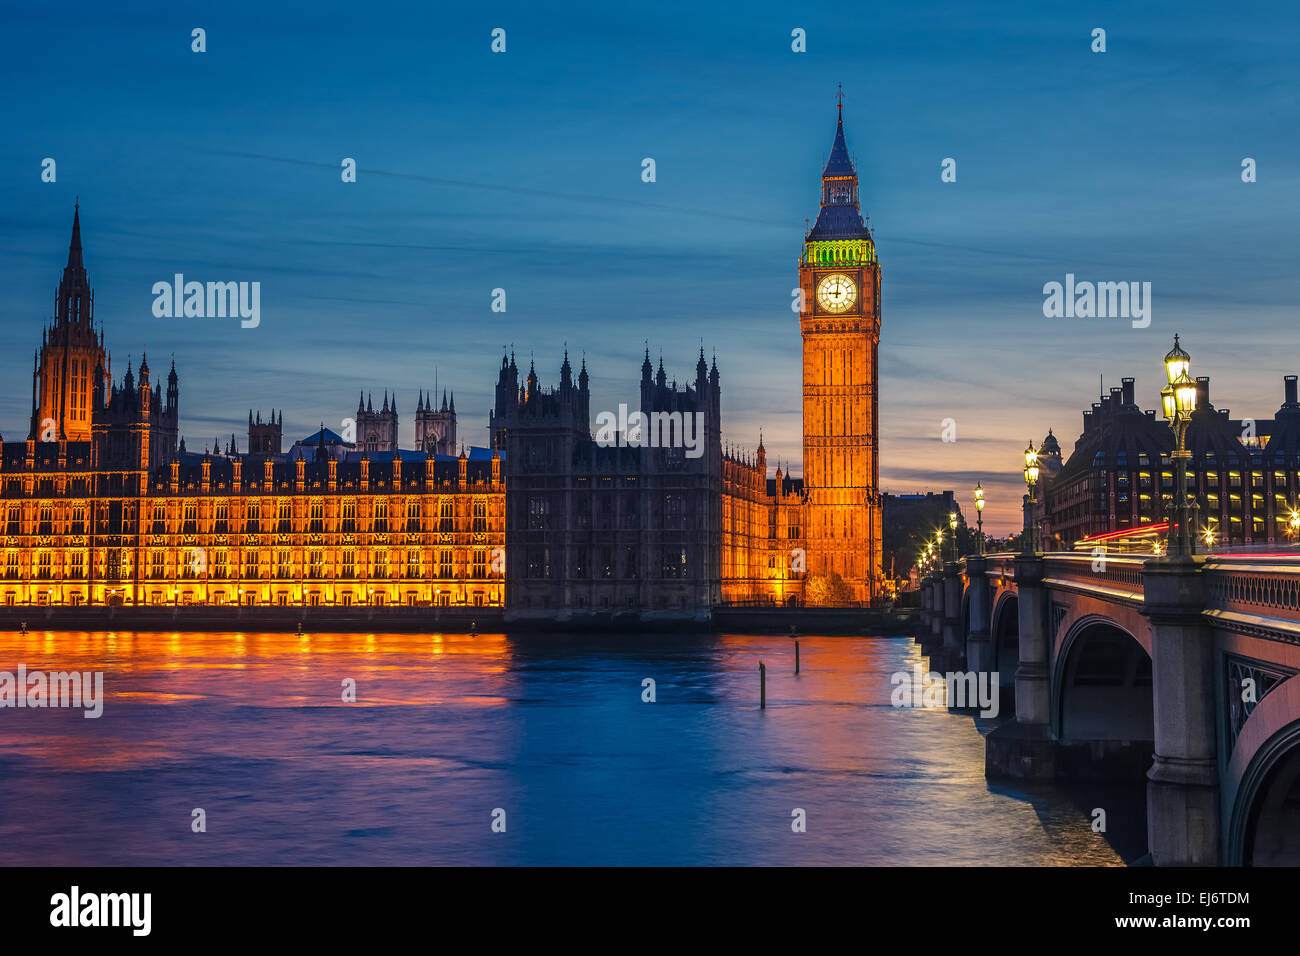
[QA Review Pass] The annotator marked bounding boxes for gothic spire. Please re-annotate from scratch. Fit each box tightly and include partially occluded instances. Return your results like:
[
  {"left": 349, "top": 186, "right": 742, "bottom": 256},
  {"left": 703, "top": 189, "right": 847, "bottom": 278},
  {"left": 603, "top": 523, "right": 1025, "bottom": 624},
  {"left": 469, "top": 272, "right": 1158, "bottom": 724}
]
[
  {"left": 822, "top": 101, "right": 855, "bottom": 180},
  {"left": 66, "top": 201, "right": 84, "bottom": 274},
  {"left": 56, "top": 201, "right": 93, "bottom": 328}
]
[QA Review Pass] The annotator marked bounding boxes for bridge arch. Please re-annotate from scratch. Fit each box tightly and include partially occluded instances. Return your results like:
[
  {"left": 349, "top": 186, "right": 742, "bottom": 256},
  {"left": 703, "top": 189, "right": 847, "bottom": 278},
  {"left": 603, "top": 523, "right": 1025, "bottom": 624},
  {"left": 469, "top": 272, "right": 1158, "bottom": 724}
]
[
  {"left": 990, "top": 590, "right": 1018, "bottom": 714},
  {"left": 1227, "top": 677, "right": 1300, "bottom": 865},
  {"left": 1052, "top": 615, "right": 1153, "bottom": 744}
]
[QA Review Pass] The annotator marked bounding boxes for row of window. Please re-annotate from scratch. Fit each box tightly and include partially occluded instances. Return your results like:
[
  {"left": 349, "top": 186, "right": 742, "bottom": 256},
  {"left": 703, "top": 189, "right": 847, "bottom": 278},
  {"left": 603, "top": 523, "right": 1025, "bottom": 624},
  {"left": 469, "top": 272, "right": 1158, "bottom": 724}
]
[
  {"left": 4, "top": 548, "right": 500, "bottom": 581},
  {"left": 3, "top": 499, "right": 493, "bottom": 535},
  {"left": 522, "top": 546, "right": 689, "bottom": 579},
  {"left": 5, "top": 591, "right": 498, "bottom": 608}
]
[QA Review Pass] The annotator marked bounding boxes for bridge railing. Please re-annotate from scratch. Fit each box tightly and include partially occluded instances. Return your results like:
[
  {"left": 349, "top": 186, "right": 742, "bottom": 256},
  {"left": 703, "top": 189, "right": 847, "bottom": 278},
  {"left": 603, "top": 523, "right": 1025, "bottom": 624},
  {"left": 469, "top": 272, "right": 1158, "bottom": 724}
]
[
  {"left": 1042, "top": 552, "right": 1146, "bottom": 598},
  {"left": 1203, "top": 555, "right": 1300, "bottom": 628},
  {"left": 968, "top": 550, "right": 1300, "bottom": 638},
  {"left": 972, "top": 551, "right": 1146, "bottom": 602},
  {"left": 982, "top": 552, "right": 1016, "bottom": 582}
]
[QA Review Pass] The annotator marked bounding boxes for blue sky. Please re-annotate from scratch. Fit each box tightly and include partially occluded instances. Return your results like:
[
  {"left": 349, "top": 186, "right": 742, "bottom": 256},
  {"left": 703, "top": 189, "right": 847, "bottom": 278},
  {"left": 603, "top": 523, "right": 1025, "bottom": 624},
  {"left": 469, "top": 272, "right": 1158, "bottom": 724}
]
[{"left": 3, "top": 0, "right": 1298, "bottom": 531}]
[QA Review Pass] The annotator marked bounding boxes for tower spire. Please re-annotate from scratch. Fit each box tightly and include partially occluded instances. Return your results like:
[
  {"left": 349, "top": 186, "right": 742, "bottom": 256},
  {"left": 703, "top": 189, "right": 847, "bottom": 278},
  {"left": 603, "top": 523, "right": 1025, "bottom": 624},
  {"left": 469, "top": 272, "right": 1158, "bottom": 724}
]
[
  {"left": 806, "top": 98, "right": 870, "bottom": 242},
  {"left": 67, "top": 201, "right": 84, "bottom": 273}
]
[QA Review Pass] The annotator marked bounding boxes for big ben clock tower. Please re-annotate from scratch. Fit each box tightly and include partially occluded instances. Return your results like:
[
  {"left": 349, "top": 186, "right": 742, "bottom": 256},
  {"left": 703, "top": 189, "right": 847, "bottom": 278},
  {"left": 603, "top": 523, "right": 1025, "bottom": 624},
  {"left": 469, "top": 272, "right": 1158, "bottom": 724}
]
[{"left": 797, "top": 97, "right": 883, "bottom": 603}]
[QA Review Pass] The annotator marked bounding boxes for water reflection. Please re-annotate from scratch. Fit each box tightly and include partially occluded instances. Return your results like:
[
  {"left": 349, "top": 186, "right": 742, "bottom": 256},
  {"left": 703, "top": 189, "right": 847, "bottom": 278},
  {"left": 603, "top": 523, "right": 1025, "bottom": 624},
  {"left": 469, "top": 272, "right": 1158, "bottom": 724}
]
[{"left": 0, "top": 631, "right": 1131, "bottom": 865}]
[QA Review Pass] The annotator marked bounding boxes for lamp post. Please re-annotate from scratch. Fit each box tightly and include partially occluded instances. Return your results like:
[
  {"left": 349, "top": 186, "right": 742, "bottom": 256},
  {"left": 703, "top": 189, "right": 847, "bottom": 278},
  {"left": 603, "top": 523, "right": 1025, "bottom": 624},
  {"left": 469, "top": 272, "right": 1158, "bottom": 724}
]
[
  {"left": 1023, "top": 441, "right": 1041, "bottom": 554},
  {"left": 1288, "top": 508, "right": 1300, "bottom": 545},
  {"left": 947, "top": 510, "right": 958, "bottom": 561},
  {"left": 974, "top": 482, "right": 985, "bottom": 555},
  {"left": 1159, "top": 334, "right": 1199, "bottom": 559}
]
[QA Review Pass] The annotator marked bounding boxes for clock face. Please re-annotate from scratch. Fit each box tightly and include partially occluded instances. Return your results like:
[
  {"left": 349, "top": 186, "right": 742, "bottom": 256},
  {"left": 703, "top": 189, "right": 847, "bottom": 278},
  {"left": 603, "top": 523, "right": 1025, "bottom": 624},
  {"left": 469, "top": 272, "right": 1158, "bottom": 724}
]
[{"left": 816, "top": 273, "right": 857, "bottom": 313}]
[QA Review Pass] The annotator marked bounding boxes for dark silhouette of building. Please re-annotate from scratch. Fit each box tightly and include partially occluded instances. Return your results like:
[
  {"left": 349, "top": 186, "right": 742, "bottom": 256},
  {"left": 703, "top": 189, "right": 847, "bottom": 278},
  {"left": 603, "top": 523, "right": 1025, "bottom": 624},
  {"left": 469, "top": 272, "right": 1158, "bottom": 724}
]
[
  {"left": 498, "top": 348, "right": 723, "bottom": 618},
  {"left": 248, "top": 409, "right": 282, "bottom": 458}
]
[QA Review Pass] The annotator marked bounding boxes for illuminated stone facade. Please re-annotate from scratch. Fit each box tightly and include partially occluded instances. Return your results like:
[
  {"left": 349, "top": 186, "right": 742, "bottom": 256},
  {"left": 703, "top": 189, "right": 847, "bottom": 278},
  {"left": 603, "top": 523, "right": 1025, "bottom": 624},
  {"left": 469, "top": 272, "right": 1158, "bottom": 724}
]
[
  {"left": 716, "top": 103, "right": 885, "bottom": 606},
  {"left": 1, "top": 208, "right": 505, "bottom": 609},
  {"left": 0, "top": 441, "right": 505, "bottom": 608},
  {"left": 6, "top": 104, "right": 885, "bottom": 614},
  {"left": 794, "top": 103, "right": 884, "bottom": 603}
]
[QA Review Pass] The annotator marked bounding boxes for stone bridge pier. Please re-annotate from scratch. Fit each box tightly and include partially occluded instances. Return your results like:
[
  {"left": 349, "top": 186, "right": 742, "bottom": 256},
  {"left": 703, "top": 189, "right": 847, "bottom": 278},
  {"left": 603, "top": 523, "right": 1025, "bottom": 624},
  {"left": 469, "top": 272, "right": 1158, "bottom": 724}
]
[{"left": 1142, "top": 560, "right": 1219, "bottom": 865}]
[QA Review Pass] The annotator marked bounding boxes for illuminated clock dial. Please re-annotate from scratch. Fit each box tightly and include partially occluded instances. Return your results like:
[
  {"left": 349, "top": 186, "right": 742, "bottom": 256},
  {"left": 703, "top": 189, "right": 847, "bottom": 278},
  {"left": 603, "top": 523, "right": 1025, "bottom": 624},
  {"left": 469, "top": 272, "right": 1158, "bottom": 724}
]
[{"left": 816, "top": 273, "right": 857, "bottom": 313}]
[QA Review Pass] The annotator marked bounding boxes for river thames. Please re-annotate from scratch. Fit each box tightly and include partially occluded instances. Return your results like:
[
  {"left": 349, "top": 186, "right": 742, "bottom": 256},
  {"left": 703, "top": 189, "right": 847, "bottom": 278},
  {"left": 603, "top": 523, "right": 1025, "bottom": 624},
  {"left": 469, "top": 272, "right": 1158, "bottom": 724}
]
[{"left": 0, "top": 630, "right": 1143, "bottom": 865}]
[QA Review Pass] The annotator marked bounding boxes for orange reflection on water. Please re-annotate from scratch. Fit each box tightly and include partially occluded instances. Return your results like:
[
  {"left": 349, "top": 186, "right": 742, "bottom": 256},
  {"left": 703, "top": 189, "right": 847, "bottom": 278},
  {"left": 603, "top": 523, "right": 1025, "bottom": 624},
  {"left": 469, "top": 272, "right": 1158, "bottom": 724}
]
[{"left": 0, "top": 630, "right": 517, "bottom": 769}]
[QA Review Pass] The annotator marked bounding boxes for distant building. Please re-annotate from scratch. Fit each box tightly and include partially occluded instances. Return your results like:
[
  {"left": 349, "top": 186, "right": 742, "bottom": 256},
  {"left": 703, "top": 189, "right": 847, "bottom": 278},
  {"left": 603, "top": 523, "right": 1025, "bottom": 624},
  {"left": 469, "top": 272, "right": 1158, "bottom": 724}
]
[
  {"left": 415, "top": 390, "right": 457, "bottom": 456},
  {"left": 248, "top": 409, "right": 282, "bottom": 458},
  {"left": 1044, "top": 375, "right": 1300, "bottom": 548},
  {"left": 882, "top": 491, "right": 964, "bottom": 580},
  {"left": 355, "top": 392, "right": 399, "bottom": 454}
]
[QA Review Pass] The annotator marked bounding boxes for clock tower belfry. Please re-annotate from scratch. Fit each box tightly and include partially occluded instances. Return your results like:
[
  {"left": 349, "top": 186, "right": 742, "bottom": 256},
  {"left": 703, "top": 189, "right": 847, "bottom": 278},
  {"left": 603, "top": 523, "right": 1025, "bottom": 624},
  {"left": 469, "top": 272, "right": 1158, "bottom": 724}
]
[{"left": 797, "top": 98, "right": 883, "bottom": 603}]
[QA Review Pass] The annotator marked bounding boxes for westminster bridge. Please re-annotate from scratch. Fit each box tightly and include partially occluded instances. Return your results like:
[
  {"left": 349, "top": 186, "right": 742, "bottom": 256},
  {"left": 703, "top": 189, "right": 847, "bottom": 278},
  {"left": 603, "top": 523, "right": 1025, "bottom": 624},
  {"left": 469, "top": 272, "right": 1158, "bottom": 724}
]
[{"left": 917, "top": 550, "right": 1300, "bottom": 866}]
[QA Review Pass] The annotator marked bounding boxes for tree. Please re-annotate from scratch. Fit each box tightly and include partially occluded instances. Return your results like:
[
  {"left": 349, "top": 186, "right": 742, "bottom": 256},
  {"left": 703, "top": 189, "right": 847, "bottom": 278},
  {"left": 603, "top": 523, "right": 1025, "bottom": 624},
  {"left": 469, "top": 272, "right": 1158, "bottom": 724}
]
[{"left": 805, "top": 571, "right": 856, "bottom": 606}]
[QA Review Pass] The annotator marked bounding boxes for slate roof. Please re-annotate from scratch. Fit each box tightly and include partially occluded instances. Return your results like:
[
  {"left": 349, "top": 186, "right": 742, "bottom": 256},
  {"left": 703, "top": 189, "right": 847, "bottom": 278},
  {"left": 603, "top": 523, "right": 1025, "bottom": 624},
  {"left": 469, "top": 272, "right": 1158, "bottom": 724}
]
[{"left": 807, "top": 204, "right": 870, "bottom": 241}]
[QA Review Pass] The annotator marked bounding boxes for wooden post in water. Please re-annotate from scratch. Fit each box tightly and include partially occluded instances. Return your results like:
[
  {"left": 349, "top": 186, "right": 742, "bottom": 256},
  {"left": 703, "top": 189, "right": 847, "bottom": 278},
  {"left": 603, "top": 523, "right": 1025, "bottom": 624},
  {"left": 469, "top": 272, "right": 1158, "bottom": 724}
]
[
  {"left": 760, "top": 661, "right": 766, "bottom": 709},
  {"left": 795, "top": 640, "right": 800, "bottom": 674}
]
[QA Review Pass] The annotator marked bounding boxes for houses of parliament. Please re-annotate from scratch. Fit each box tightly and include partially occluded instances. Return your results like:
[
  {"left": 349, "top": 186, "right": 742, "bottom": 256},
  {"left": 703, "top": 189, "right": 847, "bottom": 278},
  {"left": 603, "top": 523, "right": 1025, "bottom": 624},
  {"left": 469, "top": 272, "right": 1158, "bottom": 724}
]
[{"left": 2, "top": 107, "right": 883, "bottom": 616}]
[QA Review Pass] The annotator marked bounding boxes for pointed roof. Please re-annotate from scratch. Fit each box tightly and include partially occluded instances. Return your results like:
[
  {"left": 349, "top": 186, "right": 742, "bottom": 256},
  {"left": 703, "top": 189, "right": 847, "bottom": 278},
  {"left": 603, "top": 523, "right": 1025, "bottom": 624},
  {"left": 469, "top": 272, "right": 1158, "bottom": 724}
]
[
  {"left": 67, "top": 201, "right": 84, "bottom": 273},
  {"left": 53, "top": 201, "right": 93, "bottom": 329},
  {"left": 807, "top": 102, "right": 871, "bottom": 242},
  {"left": 299, "top": 426, "right": 347, "bottom": 445},
  {"left": 822, "top": 108, "right": 855, "bottom": 179}
]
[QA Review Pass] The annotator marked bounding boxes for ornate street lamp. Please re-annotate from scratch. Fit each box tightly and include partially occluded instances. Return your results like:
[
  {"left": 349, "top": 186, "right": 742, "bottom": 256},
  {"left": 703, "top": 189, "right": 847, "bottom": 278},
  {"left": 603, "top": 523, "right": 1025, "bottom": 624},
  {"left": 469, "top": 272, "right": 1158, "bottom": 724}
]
[
  {"left": 1159, "top": 334, "right": 1199, "bottom": 558},
  {"left": 1288, "top": 508, "right": 1300, "bottom": 544},
  {"left": 974, "top": 482, "right": 985, "bottom": 555},
  {"left": 1023, "top": 441, "right": 1041, "bottom": 554},
  {"left": 1203, "top": 516, "right": 1218, "bottom": 550},
  {"left": 948, "top": 510, "right": 958, "bottom": 561}
]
